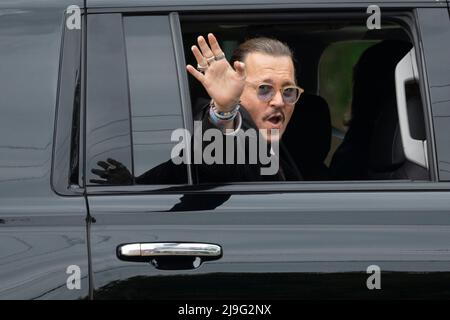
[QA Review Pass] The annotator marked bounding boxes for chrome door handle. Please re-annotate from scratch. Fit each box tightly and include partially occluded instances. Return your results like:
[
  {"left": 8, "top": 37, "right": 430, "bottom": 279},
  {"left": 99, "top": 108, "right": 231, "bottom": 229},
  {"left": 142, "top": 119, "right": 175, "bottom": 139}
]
[
  {"left": 117, "top": 242, "right": 222, "bottom": 269},
  {"left": 118, "top": 242, "right": 222, "bottom": 258}
]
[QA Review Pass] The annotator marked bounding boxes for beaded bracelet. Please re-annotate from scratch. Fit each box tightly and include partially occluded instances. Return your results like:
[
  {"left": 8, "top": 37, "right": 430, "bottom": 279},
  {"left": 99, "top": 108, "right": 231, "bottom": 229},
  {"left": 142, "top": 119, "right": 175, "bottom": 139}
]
[{"left": 209, "top": 99, "right": 240, "bottom": 121}]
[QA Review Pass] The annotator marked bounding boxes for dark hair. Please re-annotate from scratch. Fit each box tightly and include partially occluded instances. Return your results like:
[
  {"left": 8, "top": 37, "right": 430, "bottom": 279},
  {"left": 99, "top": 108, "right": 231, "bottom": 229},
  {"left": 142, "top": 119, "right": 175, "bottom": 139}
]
[{"left": 230, "top": 37, "right": 295, "bottom": 66}]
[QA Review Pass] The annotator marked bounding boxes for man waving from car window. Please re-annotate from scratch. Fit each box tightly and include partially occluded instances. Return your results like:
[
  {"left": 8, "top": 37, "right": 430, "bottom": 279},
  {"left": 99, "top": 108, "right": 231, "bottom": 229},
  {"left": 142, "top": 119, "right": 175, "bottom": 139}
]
[
  {"left": 186, "top": 33, "right": 303, "bottom": 182},
  {"left": 90, "top": 34, "right": 304, "bottom": 185}
]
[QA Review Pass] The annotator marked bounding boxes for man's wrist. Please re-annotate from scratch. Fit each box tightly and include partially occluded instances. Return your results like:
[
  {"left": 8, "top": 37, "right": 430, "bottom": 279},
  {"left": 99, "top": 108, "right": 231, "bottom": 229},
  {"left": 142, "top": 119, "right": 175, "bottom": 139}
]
[
  {"left": 209, "top": 99, "right": 240, "bottom": 120},
  {"left": 212, "top": 98, "right": 240, "bottom": 113},
  {"left": 208, "top": 100, "right": 242, "bottom": 133}
]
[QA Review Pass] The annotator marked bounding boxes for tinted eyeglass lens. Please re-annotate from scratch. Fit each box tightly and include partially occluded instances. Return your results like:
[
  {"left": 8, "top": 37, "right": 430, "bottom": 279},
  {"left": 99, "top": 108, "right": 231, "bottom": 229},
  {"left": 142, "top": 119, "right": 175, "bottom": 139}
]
[
  {"left": 283, "top": 87, "right": 300, "bottom": 103},
  {"left": 256, "top": 84, "right": 300, "bottom": 103},
  {"left": 257, "top": 84, "right": 275, "bottom": 101}
]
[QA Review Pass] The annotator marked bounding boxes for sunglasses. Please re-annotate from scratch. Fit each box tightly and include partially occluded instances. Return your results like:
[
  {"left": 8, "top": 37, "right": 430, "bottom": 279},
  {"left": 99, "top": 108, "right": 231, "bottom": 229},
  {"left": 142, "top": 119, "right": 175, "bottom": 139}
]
[{"left": 247, "top": 81, "right": 304, "bottom": 104}]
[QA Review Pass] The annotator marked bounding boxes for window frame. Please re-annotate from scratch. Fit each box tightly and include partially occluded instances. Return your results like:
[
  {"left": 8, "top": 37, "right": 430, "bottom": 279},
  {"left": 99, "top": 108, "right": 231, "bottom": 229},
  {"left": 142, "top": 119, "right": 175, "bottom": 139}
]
[
  {"left": 414, "top": 8, "right": 450, "bottom": 181},
  {"left": 180, "top": 11, "right": 438, "bottom": 182},
  {"left": 84, "top": 8, "right": 443, "bottom": 196},
  {"left": 52, "top": 10, "right": 85, "bottom": 196},
  {"left": 84, "top": 12, "right": 193, "bottom": 190}
]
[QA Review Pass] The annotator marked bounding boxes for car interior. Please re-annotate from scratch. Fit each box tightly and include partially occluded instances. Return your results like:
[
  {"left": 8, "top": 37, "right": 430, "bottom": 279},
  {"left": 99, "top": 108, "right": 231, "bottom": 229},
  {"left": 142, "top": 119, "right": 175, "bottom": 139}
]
[{"left": 180, "top": 15, "right": 429, "bottom": 182}]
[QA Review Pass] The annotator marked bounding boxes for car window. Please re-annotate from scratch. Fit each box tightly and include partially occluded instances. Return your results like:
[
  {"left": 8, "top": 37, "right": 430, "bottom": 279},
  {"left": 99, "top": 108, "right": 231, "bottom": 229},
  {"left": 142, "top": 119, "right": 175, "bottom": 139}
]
[
  {"left": 123, "top": 16, "right": 185, "bottom": 178},
  {"left": 86, "top": 14, "right": 188, "bottom": 186},
  {"left": 86, "top": 12, "right": 432, "bottom": 187},
  {"left": 86, "top": 14, "right": 133, "bottom": 185},
  {"left": 181, "top": 14, "right": 431, "bottom": 183}
]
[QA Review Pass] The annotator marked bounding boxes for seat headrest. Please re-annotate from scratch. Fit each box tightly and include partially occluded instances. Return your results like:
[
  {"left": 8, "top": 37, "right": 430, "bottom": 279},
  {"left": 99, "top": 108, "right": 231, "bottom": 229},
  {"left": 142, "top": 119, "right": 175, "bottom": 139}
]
[
  {"left": 283, "top": 93, "right": 331, "bottom": 163},
  {"left": 350, "top": 40, "right": 413, "bottom": 124},
  {"left": 348, "top": 40, "right": 412, "bottom": 173}
]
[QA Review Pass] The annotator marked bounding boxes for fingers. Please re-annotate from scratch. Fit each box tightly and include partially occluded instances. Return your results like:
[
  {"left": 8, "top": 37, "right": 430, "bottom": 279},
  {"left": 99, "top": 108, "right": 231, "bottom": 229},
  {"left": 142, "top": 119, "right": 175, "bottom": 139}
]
[
  {"left": 191, "top": 45, "right": 208, "bottom": 67},
  {"left": 97, "top": 161, "right": 109, "bottom": 170},
  {"left": 107, "top": 158, "right": 123, "bottom": 167},
  {"left": 98, "top": 159, "right": 123, "bottom": 170},
  {"left": 189, "top": 46, "right": 208, "bottom": 82},
  {"left": 186, "top": 64, "right": 205, "bottom": 83},
  {"left": 197, "top": 35, "right": 215, "bottom": 61},
  {"left": 91, "top": 159, "right": 132, "bottom": 185},
  {"left": 207, "top": 33, "right": 224, "bottom": 57},
  {"left": 187, "top": 33, "right": 226, "bottom": 83},
  {"left": 92, "top": 168, "right": 108, "bottom": 179}
]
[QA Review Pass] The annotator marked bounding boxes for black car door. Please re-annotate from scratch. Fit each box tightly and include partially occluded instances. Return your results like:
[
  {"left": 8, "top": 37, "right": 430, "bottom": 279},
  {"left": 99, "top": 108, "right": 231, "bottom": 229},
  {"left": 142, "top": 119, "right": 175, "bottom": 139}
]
[
  {"left": 84, "top": 5, "right": 450, "bottom": 300},
  {"left": 0, "top": 0, "right": 89, "bottom": 300}
]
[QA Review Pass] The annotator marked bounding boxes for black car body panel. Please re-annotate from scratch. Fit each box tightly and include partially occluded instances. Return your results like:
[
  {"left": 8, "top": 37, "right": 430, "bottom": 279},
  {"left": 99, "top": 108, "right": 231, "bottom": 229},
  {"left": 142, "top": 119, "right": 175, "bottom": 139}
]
[
  {"left": 0, "top": 1, "right": 89, "bottom": 299},
  {"left": 88, "top": 190, "right": 450, "bottom": 299},
  {"left": 416, "top": 9, "right": 450, "bottom": 180}
]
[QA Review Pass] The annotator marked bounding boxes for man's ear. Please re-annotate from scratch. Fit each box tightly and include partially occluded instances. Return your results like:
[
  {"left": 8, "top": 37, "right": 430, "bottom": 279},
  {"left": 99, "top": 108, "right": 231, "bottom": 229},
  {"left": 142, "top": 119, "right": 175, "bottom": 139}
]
[
  {"left": 230, "top": 59, "right": 236, "bottom": 71},
  {"left": 233, "top": 61, "right": 246, "bottom": 79}
]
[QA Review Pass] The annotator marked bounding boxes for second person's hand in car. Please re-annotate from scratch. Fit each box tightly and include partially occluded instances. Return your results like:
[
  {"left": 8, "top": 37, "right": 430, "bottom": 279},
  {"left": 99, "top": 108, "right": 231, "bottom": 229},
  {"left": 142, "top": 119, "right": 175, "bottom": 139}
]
[{"left": 90, "top": 158, "right": 133, "bottom": 185}]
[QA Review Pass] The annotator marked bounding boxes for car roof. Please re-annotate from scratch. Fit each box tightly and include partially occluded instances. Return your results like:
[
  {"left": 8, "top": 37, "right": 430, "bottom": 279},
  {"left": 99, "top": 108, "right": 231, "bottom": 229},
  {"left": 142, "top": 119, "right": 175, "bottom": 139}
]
[{"left": 88, "top": 0, "right": 447, "bottom": 8}]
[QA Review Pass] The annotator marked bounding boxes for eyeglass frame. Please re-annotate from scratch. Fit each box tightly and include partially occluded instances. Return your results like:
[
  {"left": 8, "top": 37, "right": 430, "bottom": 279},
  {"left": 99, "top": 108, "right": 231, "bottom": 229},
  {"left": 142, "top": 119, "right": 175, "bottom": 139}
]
[{"left": 244, "top": 80, "right": 304, "bottom": 105}]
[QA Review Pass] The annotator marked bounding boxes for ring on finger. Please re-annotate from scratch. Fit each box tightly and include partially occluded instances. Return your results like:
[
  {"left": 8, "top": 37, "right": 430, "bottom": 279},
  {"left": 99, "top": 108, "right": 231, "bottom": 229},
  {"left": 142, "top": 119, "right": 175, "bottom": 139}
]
[
  {"left": 215, "top": 52, "right": 226, "bottom": 61},
  {"left": 206, "top": 56, "right": 216, "bottom": 65},
  {"left": 197, "top": 63, "right": 208, "bottom": 73}
]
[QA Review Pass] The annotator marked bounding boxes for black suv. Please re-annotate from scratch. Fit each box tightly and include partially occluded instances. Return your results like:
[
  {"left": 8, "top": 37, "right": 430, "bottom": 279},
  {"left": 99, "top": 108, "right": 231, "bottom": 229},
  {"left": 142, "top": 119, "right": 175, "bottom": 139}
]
[{"left": 1, "top": 0, "right": 450, "bottom": 299}]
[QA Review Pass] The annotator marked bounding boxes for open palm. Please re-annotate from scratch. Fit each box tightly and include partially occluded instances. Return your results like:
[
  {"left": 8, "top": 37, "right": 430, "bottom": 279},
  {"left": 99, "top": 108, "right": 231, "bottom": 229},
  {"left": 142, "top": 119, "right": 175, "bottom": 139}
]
[{"left": 186, "top": 33, "right": 246, "bottom": 111}]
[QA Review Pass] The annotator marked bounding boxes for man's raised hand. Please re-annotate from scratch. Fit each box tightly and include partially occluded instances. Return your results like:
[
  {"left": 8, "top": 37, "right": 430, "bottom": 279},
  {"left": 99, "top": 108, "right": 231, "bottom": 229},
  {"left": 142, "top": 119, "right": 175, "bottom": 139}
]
[{"left": 186, "top": 33, "right": 246, "bottom": 111}]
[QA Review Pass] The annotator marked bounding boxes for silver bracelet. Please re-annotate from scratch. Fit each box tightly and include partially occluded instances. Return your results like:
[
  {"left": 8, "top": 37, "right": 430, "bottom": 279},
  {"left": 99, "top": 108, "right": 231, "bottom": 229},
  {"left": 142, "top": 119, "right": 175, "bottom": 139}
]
[{"left": 209, "top": 100, "right": 240, "bottom": 121}]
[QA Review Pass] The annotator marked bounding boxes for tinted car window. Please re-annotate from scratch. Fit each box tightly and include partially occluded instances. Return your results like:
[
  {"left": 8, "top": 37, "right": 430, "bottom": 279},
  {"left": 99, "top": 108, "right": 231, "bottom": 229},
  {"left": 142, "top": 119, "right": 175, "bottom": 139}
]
[
  {"left": 123, "top": 16, "right": 185, "bottom": 178},
  {"left": 86, "top": 14, "right": 187, "bottom": 185},
  {"left": 182, "top": 17, "right": 430, "bottom": 183},
  {"left": 86, "top": 14, "right": 133, "bottom": 185}
]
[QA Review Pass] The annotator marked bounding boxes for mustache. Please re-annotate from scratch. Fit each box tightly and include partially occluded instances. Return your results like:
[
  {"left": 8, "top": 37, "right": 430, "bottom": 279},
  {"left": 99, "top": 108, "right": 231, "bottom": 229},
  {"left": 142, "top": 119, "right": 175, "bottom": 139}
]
[{"left": 263, "top": 110, "right": 285, "bottom": 122}]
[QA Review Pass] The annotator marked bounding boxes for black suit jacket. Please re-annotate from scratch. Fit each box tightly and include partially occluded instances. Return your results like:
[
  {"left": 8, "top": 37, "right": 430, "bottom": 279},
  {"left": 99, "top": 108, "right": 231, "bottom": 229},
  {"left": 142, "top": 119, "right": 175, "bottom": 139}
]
[{"left": 136, "top": 103, "right": 302, "bottom": 184}]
